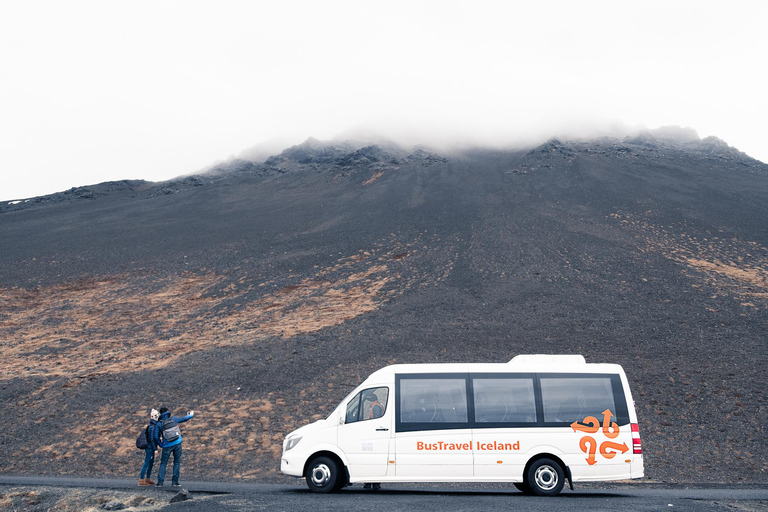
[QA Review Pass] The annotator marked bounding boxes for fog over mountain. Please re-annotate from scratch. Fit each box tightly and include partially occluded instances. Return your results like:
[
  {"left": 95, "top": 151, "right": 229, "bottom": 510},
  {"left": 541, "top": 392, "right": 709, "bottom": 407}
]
[
  {"left": 1, "top": 128, "right": 766, "bottom": 484},
  {"left": 4, "top": 1, "right": 766, "bottom": 210}
]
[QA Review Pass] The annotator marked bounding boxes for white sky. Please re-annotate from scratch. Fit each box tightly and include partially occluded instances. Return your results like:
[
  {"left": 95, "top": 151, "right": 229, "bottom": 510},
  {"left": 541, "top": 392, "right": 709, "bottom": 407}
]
[{"left": 1, "top": 1, "right": 766, "bottom": 201}]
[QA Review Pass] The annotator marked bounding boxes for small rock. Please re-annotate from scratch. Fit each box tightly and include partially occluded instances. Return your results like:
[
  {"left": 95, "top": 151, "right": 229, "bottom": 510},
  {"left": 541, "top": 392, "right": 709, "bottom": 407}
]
[
  {"left": 169, "top": 489, "right": 192, "bottom": 503},
  {"left": 101, "top": 501, "right": 127, "bottom": 511}
]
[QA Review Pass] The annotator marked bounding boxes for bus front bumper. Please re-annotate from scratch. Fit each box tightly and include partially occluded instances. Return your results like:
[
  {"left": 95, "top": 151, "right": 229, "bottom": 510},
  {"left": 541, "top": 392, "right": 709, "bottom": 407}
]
[{"left": 281, "top": 453, "right": 304, "bottom": 477}]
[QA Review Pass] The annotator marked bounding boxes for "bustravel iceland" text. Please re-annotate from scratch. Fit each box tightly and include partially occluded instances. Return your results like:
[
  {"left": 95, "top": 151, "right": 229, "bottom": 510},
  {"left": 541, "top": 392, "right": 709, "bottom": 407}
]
[{"left": 416, "top": 441, "right": 520, "bottom": 451}]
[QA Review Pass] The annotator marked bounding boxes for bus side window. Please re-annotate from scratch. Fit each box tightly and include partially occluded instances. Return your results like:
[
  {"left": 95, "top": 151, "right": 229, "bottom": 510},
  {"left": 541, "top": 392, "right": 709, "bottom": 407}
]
[
  {"left": 540, "top": 377, "right": 625, "bottom": 424},
  {"left": 472, "top": 377, "right": 537, "bottom": 424},
  {"left": 346, "top": 387, "right": 389, "bottom": 424},
  {"left": 400, "top": 378, "right": 468, "bottom": 424},
  {"left": 346, "top": 393, "right": 361, "bottom": 424},
  {"left": 362, "top": 387, "right": 389, "bottom": 420}
]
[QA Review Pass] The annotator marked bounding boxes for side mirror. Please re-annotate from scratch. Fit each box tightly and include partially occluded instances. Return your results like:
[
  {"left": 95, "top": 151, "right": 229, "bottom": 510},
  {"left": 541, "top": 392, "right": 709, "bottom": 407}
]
[{"left": 338, "top": 415, "right": 344, "bottom": 425}]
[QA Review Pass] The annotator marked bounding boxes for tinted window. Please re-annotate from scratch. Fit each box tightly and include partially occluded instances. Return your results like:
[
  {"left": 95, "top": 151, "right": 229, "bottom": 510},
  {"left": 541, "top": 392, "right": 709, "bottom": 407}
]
[
  {"left": 345, "top": 387, "right": 389, "bottom": 424},
  {"left": 394, "top": 372, "right": 628, "bottom": 432},
  {"left": 400, "top": 378, "right": 468, "bottom": 424},
  {"left": 473, "top": 378, "right": 536, "bottom": 423},
  {"left": 540, "top": 377, "right": 619, "bottom": 424}
]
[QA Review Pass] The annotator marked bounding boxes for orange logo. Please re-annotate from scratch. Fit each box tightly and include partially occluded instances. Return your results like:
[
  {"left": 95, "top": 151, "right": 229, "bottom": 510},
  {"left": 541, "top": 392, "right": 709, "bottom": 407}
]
[{"left": 571, "top": 409, "right": 628, "bottom": 465}]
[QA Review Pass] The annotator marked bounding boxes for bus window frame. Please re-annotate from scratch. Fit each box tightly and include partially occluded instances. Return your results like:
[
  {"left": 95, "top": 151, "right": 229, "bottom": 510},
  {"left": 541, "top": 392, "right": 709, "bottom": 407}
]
[
  {"left": 345, "top": 386, "right": 390, "bottom": 424},
  {"left": 395, "top": 372, "right": 629, "bottom": 433},
  {"left": 469, "top": 372, "right": 539, "bottom": 429},
  {"left": 395, "top": 373, "right": 471, "bottom": 433},
  {"left": 537, "top": 373, "right": 629, "bottom": 427}
]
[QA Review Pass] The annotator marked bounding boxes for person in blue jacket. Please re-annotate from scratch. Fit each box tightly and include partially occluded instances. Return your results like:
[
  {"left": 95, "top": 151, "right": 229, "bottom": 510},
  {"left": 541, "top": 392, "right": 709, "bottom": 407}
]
[
  {"left": 138, "top": 408, "right": 160, "bottom": 486},
  {"left": 154, "top": 407, "right": 195, "bottom": 487}
]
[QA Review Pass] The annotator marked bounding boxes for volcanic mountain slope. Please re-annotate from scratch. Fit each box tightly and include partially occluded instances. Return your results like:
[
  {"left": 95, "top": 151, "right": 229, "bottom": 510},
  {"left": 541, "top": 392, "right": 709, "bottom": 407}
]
[{"left": 0, "top": 129, "right": 766, "bottom": 483}]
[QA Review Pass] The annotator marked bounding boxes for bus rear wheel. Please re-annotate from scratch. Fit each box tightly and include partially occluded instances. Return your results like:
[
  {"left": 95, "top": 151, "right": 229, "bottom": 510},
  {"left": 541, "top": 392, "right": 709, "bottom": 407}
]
[
  {"left": 526, "top": 458, "right": 565, "bottom": 496},
  {"left": 305, "top": 456, "right": 341, "bottom": 493}
]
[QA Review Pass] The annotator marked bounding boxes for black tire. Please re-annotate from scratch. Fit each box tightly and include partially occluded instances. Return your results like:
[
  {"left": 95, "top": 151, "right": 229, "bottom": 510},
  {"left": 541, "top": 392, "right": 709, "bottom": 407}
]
[
  {"left": 514, "top": 482, "right": 532, "bottom": 494},
  {"left": 305, "top": 456, "right": 341, "bottom": 493},
  {"left": 525, "top": 458, "right": 565, "bottom": 497},
  {"left": 333, "top": 469, "right": 348, "bottom": 491}
]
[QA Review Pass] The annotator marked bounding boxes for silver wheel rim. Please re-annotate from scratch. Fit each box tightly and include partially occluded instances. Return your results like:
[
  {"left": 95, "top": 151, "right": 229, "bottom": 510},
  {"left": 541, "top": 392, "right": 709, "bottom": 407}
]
[
  {"left": 534, "top": 465, "right": 558, "bottom": 491},
  {"left": 310, "top": 463, "right": 332, "bottom": 487}
]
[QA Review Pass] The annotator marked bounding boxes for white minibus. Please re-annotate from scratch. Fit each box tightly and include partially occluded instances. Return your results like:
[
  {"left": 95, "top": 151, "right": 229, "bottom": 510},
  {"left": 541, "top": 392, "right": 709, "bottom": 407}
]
[{"left": 280, "top": 355, "right": 643, "bottom": 496}]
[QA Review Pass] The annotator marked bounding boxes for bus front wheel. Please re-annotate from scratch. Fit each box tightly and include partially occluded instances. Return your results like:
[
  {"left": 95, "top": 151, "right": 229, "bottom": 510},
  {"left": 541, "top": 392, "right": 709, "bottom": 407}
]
[
  {"left": 526, "top": 458, "right": 565, "bottom": 496},
  {"left": 305, "top": 456, "right": 341, "bottom": 493}
]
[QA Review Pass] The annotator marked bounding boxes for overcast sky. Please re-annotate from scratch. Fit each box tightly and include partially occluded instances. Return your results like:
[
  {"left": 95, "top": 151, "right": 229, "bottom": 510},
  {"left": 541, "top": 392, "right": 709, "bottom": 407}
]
[{"left": 1, "top": 1, "right": 766, "bottom": 201}]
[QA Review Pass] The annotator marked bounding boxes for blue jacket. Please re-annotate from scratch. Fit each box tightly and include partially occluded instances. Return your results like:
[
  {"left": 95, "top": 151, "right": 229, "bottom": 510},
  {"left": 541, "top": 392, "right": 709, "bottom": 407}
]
[
  {"left": 156, "top": 411, "right": 194, "bottom": 448},
  {"left": 146, "top": 419, "right": 160, "bottom": 451}
]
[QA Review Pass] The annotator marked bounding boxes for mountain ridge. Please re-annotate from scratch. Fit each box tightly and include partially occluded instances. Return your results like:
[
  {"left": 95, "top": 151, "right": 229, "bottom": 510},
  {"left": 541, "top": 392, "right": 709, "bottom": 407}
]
[{"left": 3, "top": 128, "right": 765, "bottom": 215}]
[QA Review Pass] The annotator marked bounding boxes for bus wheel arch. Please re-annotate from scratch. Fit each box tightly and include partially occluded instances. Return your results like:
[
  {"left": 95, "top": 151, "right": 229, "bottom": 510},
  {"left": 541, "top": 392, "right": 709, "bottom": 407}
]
[
  {"left": 523, "top": 454, "right": 569, "bottom": 496},
  {"left": 303, "top": 451, "right": 348, "bottom": 493}
]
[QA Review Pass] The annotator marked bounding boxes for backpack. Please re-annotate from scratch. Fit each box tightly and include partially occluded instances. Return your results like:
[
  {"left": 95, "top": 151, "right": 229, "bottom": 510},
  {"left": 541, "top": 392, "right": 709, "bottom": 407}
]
[
  {"left": 136, "top": 426, "right": 150, "bottom": 450},
  {"left": 161, "top": 417, "right": 181, "bottom": 442}
]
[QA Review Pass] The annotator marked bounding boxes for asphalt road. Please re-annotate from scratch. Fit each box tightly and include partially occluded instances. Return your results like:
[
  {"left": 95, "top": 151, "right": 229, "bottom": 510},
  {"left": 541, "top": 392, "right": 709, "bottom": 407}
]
[{"left": 1, "top": 476, "right": 766, "bottom": 511}]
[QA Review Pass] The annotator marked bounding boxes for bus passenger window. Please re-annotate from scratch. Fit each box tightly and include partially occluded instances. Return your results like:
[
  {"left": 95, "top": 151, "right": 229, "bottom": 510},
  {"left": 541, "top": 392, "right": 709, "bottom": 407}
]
[
  {"left": 472, "top": 378, "right": 536, "bottom": 423},
  {"left": 400, "top": 378, "right": 468, "bottom": 424},
  {"left": 540, "top": 377, "right": 619, "bottom": 424}
]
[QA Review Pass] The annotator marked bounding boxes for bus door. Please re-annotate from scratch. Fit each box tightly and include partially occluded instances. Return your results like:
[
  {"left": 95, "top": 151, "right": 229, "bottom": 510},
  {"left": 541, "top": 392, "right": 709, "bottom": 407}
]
[
  {"left": 394, "top": 375, "right": 473, "bottom": 478},
  {"left": 337, "top": 386, "right": 393, "bottom": 479}
]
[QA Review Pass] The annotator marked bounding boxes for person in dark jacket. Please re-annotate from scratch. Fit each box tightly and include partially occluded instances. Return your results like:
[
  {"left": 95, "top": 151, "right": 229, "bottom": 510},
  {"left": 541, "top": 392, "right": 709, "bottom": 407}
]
[
  {"left": 155, "top": 407, "right": 195, "bottom": 487},
  {"left": 138, "top": 408, "right": 160, "bottom": 486}
]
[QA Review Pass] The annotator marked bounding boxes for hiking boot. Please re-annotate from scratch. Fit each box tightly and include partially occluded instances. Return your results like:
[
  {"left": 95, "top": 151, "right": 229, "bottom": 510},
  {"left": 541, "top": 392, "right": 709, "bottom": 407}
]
[
  {"left": 138, "top": 479, "right": 150, "bottom": 486},
  {"left": 145, "top": 479, "right": 156, "bottom": 485}
]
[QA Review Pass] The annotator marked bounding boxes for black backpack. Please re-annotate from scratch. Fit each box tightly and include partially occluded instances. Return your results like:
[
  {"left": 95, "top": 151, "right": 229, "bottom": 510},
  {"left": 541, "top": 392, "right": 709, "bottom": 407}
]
[
  {"left": 161, "top": 417, "right": 181, "bottom": 442},
  {"left": 136, "top": 426, "right": 150, "bottom": 450}
]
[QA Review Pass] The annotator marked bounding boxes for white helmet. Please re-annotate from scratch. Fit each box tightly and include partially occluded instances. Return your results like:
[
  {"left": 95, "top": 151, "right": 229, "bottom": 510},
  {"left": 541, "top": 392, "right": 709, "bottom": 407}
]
[{"left": 150, "top": 409, "right": 160, "bottom": 421}]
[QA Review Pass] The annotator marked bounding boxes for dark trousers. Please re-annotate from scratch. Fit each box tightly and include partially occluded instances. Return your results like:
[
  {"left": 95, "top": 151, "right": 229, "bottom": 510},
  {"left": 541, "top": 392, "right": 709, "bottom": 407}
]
[
  {"left": 139, "top": 447, "right": 154, "bottom": 479},
  {"left": 157, "top": 443, "right": 182, "bottom": 485}
]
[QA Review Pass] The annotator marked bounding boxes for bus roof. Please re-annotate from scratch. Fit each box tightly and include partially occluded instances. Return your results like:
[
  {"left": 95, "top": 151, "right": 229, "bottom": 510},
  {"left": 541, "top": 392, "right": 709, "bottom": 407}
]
[{"left": 364, "top": 355, "right": 625, "bottom": 382}]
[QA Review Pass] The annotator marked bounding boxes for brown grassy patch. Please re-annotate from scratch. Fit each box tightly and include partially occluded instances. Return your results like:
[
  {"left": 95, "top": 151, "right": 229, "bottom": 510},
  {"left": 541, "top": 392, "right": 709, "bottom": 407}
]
[
  {"left": 0, "top": 236, "right": 453, "bottom": 381},
  {"left": 363, "top": 171, "right": 384, "bottom": 185},
  {"left": 21, "top": 361, "right": 394, "bottom": 480},
  {"left": 0, "top": 272, "right": 228, "bottom": 380},
  {"left": 31, "top": 393, "right": 324, "bottom": 480},
  {"left": 682, "top": 258, "right": 768, "bottom": 290},
  {"left": 37, "top": 397, "right": 285, "bottom": 474},
  {"left": 611, "top": 212, "right": 768, "bottom": 306}
]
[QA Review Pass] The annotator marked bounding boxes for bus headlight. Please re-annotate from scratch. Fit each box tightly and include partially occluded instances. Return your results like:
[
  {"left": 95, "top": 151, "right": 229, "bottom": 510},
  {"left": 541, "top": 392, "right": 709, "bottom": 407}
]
[{"left": 285, "top": 436, "right": 302, "bottom": 451}]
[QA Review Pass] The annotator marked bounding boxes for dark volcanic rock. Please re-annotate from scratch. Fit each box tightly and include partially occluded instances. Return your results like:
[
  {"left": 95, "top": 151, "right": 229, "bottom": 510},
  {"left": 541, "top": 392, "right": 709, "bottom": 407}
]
[
  {"left": 336, "top": 144, "right": 405, "bottom": 167},
  {"left": 529, "top": 138, "right": 576, "bottom": 157},
  {"left": 264, "top": 137, "right": 357, "bottom": 165},
  {"left": 0, "top": 179, "right": 152, "bottom": 213},
  {"left": 101, "top": 500, "right": 127, "bottom": 510},
  {"left": 0, "top": 134, "right": 767, "bottom": 485},
  {"left": 407, "top": 148, "right": 448, "bottom": 166},
  {"left": 169, "top": 490, "right": 191, "bottom": 503},
  {"left": 264, "top": 138, "right": 413, "bottom": 171}
]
